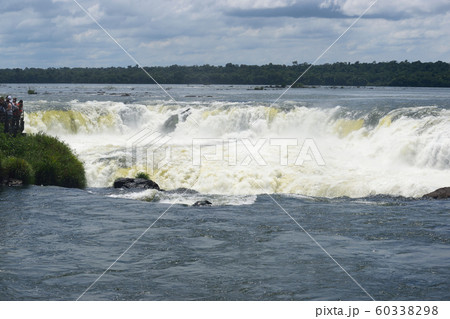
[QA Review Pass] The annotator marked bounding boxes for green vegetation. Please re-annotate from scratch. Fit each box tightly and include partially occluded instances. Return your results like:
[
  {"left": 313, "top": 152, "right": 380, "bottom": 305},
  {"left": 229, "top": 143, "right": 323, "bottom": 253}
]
[
  {"left": 135, "top": 172, "right": 150, "bottom": 180},
  {"left": 1, "top": 157, "right": 34, "bottom": 185},
  {"left": 0, "top": 61, "right": 449, "bottom": 87},
  {"left": 0, "top": 127, "right": 86, "bottom": 188}
]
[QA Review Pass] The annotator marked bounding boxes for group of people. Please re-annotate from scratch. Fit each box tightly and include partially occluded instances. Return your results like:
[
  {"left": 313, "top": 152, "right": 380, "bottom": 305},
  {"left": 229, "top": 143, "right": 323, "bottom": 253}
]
[{"left": 0, "top": 96, "right": 25, "bottom": 135}]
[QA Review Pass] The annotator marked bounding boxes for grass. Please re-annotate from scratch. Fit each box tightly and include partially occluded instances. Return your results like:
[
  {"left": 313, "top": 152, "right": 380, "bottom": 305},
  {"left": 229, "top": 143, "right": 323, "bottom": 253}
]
[
  {"left": 135, "top": 171, "right": 150, "bottom": 180},
  {"left": 0, "top": 125, "right": 86, "bottom": 188},
  {"left": 1, "top": 157, "right": 34, "bottom": 185}
]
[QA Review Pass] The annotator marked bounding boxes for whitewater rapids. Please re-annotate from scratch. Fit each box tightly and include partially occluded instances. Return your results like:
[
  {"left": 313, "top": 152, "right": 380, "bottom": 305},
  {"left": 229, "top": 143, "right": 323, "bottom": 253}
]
[{"left": 24, "top": 98, "right": 449, "bottom": 198}]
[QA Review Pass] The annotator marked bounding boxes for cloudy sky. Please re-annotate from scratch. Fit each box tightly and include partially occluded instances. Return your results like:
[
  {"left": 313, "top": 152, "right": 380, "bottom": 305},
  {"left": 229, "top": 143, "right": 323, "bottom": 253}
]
[{"left": 0, "top": 0, "right": 449, "bottom": 68}]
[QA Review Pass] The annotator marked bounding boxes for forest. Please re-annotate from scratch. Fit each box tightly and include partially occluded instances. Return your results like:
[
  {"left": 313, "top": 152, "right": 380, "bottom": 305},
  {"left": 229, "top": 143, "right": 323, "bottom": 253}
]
[{"left": 0, "top": 61, "right": 448, "bottom": 87}]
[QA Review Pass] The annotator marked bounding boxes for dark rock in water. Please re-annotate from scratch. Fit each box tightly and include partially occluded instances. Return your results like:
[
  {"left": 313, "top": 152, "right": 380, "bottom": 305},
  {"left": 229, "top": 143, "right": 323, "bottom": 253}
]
[
  {"left": 166, "top": 187, "right": 199, "bottom": 195},
  {"left": 422, "top": 187, "right": 450, "bottom": 199},
  {"left": 192, "top": 200, "right": 212, "bottom": 207},
  {"left": 161, "top": 114, "right": 179, "bottom": 133},
  {"left": 1, "top": 178, "right": 24, "bottom": 187},
  {"left": 161, "top": 108, "right": 191, "bottom": 133},
  {"left": 180, "top": 108, "right": 191, "bottom": 121},
  {"left": 113, "top": 178, "right": 160, "bottom": 190}
]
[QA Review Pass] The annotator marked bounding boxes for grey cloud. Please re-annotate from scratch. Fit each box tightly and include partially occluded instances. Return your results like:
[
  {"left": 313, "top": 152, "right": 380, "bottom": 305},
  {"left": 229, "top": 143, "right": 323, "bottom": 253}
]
[
  {"left": 225, "top": 4, "right": 412, "bottom": 20},
  {"left": 225, "top": 0, "right": 450, "bottom": 21},
  {"left": 226, "top": 3, "right": 351, "bottom": 19}
]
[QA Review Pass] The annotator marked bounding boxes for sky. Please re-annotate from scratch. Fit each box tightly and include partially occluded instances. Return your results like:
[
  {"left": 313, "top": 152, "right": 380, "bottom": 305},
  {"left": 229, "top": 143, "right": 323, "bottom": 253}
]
[{"left": 0, "top": 0, "right": 449, "bottom": 68}]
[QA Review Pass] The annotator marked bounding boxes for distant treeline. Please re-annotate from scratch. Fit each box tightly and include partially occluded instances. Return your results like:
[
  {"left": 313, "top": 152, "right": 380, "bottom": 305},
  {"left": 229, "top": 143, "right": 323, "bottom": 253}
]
[{"left": 0, "top": 61, "right": 449, "bottom": 87}]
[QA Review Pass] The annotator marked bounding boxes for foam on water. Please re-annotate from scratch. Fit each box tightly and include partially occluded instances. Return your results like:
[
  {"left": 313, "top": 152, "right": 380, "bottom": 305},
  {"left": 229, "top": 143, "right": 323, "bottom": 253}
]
[
  {"left": 108, "top": 189, "right": 257, "bottom": 206},
  {"left": 24, "top": 99, "right": 450, "bottom": 198}
]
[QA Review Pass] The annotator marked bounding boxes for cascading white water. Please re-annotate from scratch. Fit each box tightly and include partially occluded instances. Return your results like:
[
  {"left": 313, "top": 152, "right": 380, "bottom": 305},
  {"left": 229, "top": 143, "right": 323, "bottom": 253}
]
[{"left": 24, "top": 99, "right": 450, "bottom": 198}]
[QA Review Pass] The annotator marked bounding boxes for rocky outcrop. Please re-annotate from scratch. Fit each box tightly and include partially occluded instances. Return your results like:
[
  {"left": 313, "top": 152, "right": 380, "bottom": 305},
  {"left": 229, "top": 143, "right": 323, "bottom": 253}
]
[
  {"left": 113, "top": 178, "right": 160, "bottom": 190},
  {"left": 192, "top": 200, "right": 212, "bottom": 207},
  {"left": 1, "top": 178, "right": 24, "bottom": 187},
  {"left": 161, "top": 108, "right": 191, "bottom": 133},
  {"left": 165, "top": 187, "right": 199, "bottom": 195},
  {"left": 422, "top": 187, "right": 450, "bottom": 199}
]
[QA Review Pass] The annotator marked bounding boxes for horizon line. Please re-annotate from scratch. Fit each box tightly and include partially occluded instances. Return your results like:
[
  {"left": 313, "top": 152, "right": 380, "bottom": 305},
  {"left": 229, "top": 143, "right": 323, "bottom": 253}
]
[{"left": 0, "top": 60, "right": 449, "bottom": 70}]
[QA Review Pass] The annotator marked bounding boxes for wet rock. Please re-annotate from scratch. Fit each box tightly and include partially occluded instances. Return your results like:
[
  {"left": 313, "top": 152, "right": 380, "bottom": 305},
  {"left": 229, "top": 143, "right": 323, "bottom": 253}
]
[
  {"left": 161, "top": 114, "right": 179, "bottom": 133},
  {"left": 192, "top": 200, "right": 212, "bottom": 207},
  {"left": 1, "top": 178, "right": 24, "bottom": 187},
  {"left": 165, "top": 188, "right": 199, "bottom": 195},
  {"left": 161, "top": 108, "right": 191, "bottom": 133},
  {"left": 113, "top": 178, "right": 160, "bottom": 190},
  {"left": 422, "top": 187, "right": 450, "bottom": 199}
]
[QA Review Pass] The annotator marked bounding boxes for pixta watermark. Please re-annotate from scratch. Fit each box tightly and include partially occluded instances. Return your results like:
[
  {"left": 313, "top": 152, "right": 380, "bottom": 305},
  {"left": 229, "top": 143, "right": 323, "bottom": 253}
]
[
  {"left": 192, "top": 138, "right": 325, "bottom": 167},
  {"left": 127, "top": 129, "right": 325, "bottom": 173}
]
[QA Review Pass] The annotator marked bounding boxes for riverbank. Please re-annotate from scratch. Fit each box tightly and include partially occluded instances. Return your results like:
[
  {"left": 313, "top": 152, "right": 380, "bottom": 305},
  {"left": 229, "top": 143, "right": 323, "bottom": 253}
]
[{"left": 0, "top": 126, "right": 86, "bottom": 188}]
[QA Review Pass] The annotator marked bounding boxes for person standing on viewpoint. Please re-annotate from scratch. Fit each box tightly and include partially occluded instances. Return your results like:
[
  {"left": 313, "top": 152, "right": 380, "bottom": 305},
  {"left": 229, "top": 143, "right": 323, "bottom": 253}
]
[
  {"left": 18, "top": 100, "right": 25, "bottom": 134},
  {"left": 4, "top": 96, "right": 13, "bottom": 133},
  {"left": 12, "top": 98, "right": 20, "bottom": 135},
  {"left": 0, "top": 96, "right": 6, "bottom": 126}
]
